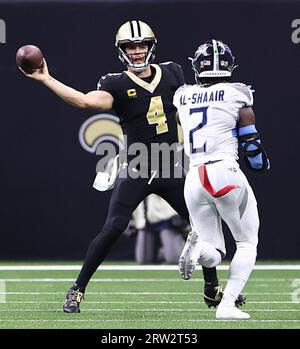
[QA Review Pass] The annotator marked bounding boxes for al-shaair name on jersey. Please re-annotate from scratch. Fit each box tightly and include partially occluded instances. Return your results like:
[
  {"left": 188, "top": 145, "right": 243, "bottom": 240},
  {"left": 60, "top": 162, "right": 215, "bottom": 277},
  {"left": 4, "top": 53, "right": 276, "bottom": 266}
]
[
  {"left": 173, "top": 82, "right": 253, "bottom": 166},
  {"left": 97, "top": 62, "right": 184, "bottom": 150}
]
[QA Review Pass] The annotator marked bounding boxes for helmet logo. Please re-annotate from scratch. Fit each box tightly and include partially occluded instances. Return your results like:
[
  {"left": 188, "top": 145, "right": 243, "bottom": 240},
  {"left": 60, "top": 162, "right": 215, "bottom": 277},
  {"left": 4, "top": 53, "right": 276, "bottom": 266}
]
[
  {"left": 220, "top": 61, "right": 229, "bottom": 67},
  {"left": 201, "top": 60, "right": 211, "bottom": 68},
  {"left": 195, "top": 43, "right": 211, "bottom": 57}
]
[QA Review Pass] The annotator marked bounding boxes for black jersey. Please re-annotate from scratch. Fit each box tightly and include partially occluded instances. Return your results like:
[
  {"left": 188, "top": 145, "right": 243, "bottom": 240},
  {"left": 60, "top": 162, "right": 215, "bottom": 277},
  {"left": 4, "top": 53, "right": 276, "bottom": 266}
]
[{"left": 97, "top": 62, "right": 184, "bottom": 150}]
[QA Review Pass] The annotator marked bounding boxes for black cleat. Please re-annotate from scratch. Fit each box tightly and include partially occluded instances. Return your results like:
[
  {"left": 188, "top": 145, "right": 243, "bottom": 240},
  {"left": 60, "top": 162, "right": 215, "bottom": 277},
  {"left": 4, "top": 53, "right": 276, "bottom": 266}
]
[
  {"left": 235, "top": 293, "right": 247, "bottom": 307},
  {"left": 63, "top": 287, "right": 84, "bottom": 313},
  {"left": 204, "top": 283, "right": 246, "bottom": 308}
]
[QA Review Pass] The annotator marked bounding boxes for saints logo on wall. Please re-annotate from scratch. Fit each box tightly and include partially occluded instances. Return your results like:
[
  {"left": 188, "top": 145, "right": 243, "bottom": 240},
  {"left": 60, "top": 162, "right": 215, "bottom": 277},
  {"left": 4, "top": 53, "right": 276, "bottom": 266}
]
[
  {"left": 78, "top": 114, "right": 124, "bottom": 154},
  {"left": 79, "top": 113, "right": 184, "bottom": 154}
]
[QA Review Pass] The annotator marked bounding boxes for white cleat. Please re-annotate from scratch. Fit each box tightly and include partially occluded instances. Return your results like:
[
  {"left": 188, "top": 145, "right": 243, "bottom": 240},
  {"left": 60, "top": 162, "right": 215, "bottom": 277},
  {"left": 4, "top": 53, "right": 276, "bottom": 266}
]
[
  {"left": 216, "top": 305, "right": 251, "bottom": 320},
  {"left": 178, "top": 231, "right": 199, "bottom": 280},
  {"left": 178, "top": 256, "right": 196, "bottom": 280}
]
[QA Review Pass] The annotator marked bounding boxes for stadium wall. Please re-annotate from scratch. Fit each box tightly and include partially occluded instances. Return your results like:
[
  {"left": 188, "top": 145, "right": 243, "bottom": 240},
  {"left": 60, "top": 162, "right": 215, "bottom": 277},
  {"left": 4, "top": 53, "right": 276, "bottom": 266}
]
[{"left": 0, "top": 0, "right": 299, "bottom": 260}]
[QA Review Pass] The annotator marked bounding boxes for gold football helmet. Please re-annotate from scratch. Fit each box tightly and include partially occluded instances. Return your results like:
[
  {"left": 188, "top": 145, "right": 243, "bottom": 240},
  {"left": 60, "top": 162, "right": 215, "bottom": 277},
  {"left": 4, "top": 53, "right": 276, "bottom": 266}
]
[{"left": 115, "top": 20, "right": 157, "bottom": 72}]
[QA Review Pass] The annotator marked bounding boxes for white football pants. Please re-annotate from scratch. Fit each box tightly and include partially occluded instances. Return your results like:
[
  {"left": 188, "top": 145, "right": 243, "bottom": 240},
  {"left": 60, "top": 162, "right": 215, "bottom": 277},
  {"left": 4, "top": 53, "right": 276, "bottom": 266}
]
[
  {"left": 184, "top": 159, "right": 259, "bottom": 307},
  {"left": 184, "top": 159, "right": 259, "bottom": 262}
]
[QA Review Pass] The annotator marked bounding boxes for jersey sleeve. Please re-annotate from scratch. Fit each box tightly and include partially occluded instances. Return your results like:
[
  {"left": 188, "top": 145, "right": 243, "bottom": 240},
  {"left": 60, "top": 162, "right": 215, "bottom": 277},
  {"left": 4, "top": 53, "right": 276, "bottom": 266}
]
[
  {"left": 173, "top": 84, "right": 190, "bottom": 109},
  {"left": 171, "top": 62, "right": 185, "bottom": 87},
  {"left": 172, "top": 85, "right": 183, "bottom": 109},
  {"left": 96, "top": 73, "right": 118, "bottom": 98},
  {"left": 231, "top": 83, "right": 254, "bottom": 107},
  {"left": 160, "top": 61, "right": 185, "bottom": 87}
]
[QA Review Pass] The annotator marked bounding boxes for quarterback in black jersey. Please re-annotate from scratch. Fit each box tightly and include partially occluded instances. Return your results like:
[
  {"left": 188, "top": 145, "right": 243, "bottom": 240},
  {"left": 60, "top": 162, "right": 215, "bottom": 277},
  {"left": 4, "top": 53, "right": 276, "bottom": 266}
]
[
  {"left": 20, "top": 20, "right": 243, "bottom": 313},
  {"left": 97, "top": 62, "right": 184, "bottom": 151}
]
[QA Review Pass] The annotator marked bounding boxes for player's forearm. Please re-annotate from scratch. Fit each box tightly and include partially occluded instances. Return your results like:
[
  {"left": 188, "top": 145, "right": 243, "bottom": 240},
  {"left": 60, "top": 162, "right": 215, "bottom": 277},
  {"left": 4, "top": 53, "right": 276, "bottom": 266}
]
[{"left": 42, "top": 76, "right": 87, "bottom": 108}]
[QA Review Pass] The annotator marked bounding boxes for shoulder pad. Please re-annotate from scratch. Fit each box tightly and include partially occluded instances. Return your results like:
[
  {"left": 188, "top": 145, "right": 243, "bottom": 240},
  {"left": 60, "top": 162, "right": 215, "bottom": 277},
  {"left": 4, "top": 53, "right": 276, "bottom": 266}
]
[
  {"left": 159, "top": 61, "right": 182, "bottom": 69},
  {"left": 159, "top": 61, "right": 183, "bottom": 77},
  {"left": 231, "top": 82, "right": 253, "bottom": 98},
  {"left": 159, "top": 61, "right": 175, "bottom": 65},
  {"left": 230, "top": 83, "right": 254, "bottom": 106},
  {"left": 97, "top": 72, "right": 122, "bottom": 90},
  {"left": 101, "top": 73, "right": 122, "bottom": 80},
  {"left": 174, "top": 84, "right": 191, "bottom": 95}
]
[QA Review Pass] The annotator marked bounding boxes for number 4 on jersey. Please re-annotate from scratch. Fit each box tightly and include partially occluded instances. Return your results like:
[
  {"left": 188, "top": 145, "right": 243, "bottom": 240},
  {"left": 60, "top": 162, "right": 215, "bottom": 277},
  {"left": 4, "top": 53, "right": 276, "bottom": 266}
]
[{"left": 146, "top": 96, "right": 168, "bottom": 134}]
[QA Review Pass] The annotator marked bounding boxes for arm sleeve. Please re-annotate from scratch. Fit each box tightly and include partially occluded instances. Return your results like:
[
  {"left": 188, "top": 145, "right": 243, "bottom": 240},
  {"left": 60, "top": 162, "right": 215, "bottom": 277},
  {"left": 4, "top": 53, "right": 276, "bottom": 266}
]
[{"left": 238, "top": 125, "right": 270, "bottom": 171}]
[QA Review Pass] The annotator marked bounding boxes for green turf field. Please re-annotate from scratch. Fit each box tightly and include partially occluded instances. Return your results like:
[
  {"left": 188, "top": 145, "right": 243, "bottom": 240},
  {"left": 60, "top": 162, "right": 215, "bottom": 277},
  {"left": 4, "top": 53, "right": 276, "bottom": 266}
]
[{"left": 0, "top": 262, "right": 299, "bottom": 329}]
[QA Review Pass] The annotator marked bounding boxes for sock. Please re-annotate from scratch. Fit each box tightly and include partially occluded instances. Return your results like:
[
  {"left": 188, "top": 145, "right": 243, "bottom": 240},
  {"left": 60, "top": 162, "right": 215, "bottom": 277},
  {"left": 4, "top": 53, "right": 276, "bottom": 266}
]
[
  {"left": 220, "top": 278, "right": 244, "bottom": 307},
  {"left": 202, "top": 266, "right": 218, "bottom": 284},
  {"left": 220, "top": 242, "right": 256, "bottom": 307},
  {"left": 71, "top": 284, "right": 85, "bottom": 293}
]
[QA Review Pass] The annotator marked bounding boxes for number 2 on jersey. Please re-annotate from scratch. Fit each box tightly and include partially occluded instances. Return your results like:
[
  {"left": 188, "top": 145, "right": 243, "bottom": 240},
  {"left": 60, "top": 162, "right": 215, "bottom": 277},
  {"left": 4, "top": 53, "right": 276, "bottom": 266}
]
[
  {"left": 146, "top": 96, "right": 168, "bottom": 134},
  {"left": 189, "top": 106, "right": 208, "bottom": 154}
]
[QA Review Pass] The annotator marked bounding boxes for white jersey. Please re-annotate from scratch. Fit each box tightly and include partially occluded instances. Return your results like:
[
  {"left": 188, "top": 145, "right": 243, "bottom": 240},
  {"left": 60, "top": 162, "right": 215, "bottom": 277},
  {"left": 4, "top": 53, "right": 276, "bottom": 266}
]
[{"left": 173, "top": 82, "right": 253, "bottom": 166}]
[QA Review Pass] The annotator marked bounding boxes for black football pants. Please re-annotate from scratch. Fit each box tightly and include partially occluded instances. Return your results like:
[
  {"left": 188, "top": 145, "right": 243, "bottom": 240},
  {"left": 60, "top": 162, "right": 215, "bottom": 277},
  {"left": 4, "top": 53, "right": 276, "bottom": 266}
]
[{"left": 75, "top": 166, "right": 189, "bottom": 290}]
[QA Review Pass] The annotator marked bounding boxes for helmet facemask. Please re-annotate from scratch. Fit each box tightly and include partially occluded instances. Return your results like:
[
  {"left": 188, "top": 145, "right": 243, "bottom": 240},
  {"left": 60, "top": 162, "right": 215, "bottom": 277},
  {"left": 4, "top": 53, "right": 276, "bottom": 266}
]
[{"left": 118, "top": 39, "right": 156, "bottom": 72}]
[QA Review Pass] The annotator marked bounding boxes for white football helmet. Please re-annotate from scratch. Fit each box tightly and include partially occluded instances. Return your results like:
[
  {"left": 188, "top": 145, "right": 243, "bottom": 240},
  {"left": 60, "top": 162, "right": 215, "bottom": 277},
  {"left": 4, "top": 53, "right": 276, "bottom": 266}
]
[{"left": 115, "top": 20, "right": 157, "bottom": 72}]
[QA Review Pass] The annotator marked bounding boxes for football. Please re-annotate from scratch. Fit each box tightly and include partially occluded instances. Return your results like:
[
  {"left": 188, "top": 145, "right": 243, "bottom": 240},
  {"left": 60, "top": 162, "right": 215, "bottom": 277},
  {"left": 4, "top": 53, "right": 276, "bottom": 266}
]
[{"left": 16, "top": 45, "right": 44, "bottom": 73}]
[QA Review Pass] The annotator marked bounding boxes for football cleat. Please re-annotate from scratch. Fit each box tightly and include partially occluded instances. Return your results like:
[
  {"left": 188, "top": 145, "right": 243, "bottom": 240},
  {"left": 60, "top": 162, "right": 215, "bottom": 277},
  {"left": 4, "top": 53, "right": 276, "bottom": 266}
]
[
  {"left": 178, "top": 256, "right": 196, "bottom": 280},
  {"left": 216, "top": 305, "right": 250, "bottom": 319},
  {"left": 63, "top": 287, "right": 84, "bottom": 313},
  {"left": 178, "top": 230, "right": 200, "bottom": 280},
  {"left": 204, "top": 283, "right": 247, "bottom": 308}
]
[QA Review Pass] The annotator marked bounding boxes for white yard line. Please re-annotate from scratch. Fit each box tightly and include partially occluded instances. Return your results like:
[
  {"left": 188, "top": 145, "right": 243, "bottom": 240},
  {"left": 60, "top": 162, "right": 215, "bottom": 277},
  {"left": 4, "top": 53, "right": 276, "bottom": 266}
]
[
  {"left": 3, "top": 300, "right": 300, "bottom": 304},
  {"left": 0, "top": 280, "right": 5, "bottom": 303},
  {"left": 0, "top": 278, "right": 202, "bottom": 282},
  {"left": 0, "top": 278, "right": 297, "bottom": 282},
  {"left": 0, "top": 319, "right": 299, "bottom": 323},
  {"left": 0, "top": 278, "right": 297, "bottom": 283},
  {"left": 0, "top": 291, "right": 299, "bottom": 297},
  {"left": 0, "top": 308, "right": 299, "bottom": 312},
  {"left": 0, "top": 291, "right": 214, "bottom": 295},
  {"left": 0, "top": 265, "right": 299, "bottom": 271}
]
